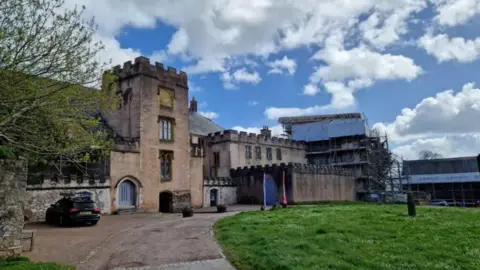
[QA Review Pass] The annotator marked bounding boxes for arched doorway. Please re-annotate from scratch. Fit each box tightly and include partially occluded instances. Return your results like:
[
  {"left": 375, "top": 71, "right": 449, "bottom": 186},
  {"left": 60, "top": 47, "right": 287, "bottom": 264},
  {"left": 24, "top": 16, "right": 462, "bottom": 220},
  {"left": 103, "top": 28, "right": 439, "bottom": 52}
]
[
  {"left": 159, "top": 191, "right": 173, "bottom": 213},
  {"left": 264, "top": 174, "right": 277, "bottom": 205},
  {"left": 210, "top": 189, "right": 218, "bottom": 207},
  {"left": 118, "top": 180, "right": 136, "bottom": 207}
]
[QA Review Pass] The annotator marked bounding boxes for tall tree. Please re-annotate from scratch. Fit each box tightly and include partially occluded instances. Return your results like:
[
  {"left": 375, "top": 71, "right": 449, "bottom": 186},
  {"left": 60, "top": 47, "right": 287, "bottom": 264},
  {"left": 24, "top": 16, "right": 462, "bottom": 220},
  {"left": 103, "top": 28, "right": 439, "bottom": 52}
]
[
  {"left": 0, "top": 0, "right": 118, "bottom": 163},
  {"left": 418, "top": 150, "right": 443, "bottom": 160}
]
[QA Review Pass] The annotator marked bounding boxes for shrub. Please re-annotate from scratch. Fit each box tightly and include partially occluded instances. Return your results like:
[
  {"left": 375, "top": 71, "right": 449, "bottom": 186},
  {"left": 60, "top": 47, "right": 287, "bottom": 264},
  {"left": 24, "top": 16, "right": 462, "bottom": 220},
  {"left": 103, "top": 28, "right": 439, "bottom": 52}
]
[
  {"left": 217, "top": 204, "right": 227, "bottom": 213},
  {"left": 182, "top": 206, "right": 193, "bottom": 218}
]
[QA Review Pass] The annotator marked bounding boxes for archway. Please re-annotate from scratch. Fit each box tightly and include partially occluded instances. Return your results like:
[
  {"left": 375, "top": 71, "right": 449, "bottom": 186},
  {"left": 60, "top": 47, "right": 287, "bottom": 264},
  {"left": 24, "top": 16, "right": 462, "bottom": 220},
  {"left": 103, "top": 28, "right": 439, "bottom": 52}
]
[
  {"left": 264, "top": 174, "right": 277, "bottom": 205},
  {"left": 118, "top": 180, "right": 136, "bottom": 207},
  {"left": 210, "top": 189, "right": 218, "bottom": 207},
  {"left": 159, "top": 191, "right": 173, "bottom": 213}
]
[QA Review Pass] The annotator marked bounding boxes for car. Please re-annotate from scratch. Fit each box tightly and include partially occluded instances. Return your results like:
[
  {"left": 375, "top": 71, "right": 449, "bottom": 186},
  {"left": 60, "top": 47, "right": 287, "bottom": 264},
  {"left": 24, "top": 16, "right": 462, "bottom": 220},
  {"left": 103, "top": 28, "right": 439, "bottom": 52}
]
[
  {"left": 430, "top": 199, "right": 448, "bottom": 206},
  {"left": 45, "top": 196, "right": 101, "bottom": 226}
]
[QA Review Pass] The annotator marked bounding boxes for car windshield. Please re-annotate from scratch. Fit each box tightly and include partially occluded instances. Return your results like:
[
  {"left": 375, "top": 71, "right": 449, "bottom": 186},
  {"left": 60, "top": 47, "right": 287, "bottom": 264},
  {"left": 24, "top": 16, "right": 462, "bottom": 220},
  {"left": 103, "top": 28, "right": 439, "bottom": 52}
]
[{"left": 74, "top": 202, "right": 96, "bottom": 210}]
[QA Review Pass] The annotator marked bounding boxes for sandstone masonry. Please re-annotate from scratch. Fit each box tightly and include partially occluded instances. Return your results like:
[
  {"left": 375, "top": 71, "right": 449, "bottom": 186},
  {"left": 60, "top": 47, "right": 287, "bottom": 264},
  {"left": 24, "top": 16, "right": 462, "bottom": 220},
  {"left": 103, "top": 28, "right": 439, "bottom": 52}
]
[{"left": 0, "top": 160, "right": 26, "bottom": 258}]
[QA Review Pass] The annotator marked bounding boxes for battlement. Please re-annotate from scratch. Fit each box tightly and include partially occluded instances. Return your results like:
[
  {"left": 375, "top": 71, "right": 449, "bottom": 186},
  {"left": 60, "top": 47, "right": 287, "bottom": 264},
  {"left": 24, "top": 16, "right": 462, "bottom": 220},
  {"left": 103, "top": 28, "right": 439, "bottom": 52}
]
[
  {"left": 207, "top": 129, "right": 306, "bottom": 149},
  {"left": 112, "top": 56, "right": 188, "bottom": 88},
  {"left": 27, "top": 174, "right": 109, "bottom": 189},
  {"left": 204, "top": 177, "right": 236, "bottom": 186},
  {"left": 230, "top": 163, "right": 354, "bottom": 176}
]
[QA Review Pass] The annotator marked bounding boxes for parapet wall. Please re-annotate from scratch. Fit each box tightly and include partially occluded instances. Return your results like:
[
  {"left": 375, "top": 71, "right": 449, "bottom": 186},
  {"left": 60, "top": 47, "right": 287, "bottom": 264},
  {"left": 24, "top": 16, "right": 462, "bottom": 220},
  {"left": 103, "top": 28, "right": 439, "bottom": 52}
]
[
  {"left": 25, "top": 176, "right": 111, "bottom": 221},
  {"left": 207, "top": 129, "right": 306, "bottom": 149},
  {"left": 204, "top": 177, "right": 236, "bottom": 186},
  {"left": 231, "top": 162, "right": 354, "bottom": 177},
  {"left": 112, "top": 56, "right": 188, "bottom": 88}
]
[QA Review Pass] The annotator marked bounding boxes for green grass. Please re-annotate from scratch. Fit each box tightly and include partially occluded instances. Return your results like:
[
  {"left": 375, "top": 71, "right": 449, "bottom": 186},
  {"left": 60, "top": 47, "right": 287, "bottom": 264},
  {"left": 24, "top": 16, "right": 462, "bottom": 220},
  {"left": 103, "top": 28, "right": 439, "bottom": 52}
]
[
  {"left": 0, "top": 257, "right": 74, "bottom": 270},
  {"left": 215, "top": 204, "right": 480, "bottom": 270}
]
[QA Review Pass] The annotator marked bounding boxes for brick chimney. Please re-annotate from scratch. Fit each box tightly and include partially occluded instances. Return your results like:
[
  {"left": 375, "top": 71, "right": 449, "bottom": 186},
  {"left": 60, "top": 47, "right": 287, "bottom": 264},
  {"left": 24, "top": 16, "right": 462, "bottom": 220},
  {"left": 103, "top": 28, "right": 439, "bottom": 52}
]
[
  {"left": 189, "top": 97, "right": 197, "bottom": 113},
  {"left": 260, "top": 126, "right": 271, "bottom": 137}
]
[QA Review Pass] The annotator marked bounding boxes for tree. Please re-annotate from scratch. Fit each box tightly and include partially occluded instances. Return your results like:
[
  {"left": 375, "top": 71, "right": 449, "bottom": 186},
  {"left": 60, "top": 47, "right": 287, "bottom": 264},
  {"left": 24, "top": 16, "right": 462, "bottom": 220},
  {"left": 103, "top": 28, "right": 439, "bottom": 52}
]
[
  {"left": 418, "top": 150, "right": 443, "bottom": 160},
  {"left": 0, "top": 0, "right": 118, "bottom": 163}
]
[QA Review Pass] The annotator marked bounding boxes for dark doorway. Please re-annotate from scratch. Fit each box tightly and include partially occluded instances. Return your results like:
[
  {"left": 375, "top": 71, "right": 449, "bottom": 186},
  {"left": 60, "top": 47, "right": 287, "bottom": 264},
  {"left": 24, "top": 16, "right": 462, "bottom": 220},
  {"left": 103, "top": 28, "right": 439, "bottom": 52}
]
[
  {"left": 210, "top": 189, "right": 218, "bottom": 207},
  {"left": 159, "top": 191, "right": 173, "bottom": 213}
]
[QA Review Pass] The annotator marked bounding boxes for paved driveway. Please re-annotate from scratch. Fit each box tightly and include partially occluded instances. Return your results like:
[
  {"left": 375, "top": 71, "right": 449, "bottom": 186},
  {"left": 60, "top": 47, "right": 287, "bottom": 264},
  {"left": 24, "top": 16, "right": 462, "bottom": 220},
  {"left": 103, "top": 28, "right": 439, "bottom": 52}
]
[{"left": 24, "top": 205, "right": 262, "bottom": 270}]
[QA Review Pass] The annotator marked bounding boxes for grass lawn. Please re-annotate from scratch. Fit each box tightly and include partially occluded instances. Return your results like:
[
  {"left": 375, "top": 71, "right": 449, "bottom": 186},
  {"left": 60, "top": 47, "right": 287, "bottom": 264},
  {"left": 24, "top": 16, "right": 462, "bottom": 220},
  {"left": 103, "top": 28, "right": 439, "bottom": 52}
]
[
  {"left": 215, "top": 204, "right": 480, "bottom": 270},
  {"left": 0, "top": 257, "right": 74, "bottom": 270}
]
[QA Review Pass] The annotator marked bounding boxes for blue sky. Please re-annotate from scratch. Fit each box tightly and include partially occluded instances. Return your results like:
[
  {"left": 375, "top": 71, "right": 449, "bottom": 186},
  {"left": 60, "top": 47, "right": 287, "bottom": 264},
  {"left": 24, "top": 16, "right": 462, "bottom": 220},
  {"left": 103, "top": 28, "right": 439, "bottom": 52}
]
[{"left": 71, "top": 0, "right": 480, "bottom": 159}]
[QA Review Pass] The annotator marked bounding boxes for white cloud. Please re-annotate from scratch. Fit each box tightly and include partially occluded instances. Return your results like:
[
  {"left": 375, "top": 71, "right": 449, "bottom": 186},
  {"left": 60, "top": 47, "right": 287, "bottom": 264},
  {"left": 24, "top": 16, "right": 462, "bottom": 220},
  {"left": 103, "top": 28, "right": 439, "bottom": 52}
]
[
  {"left": 232, "top": 125, "right": 284, "bottom": 136},
  {"left": 393, "top": 134, "right": 480, "bottom": 160},
  {"left": 64, "top": 0, "right": 434, "bottom": 109},
  {"left": 374, "top": 82, "right": 480, "bottom": 158},
  {"left": 306, "top": 43, "right": 422, "bottom": 108},
  {"left": 199, "top": 111, "right": 219, "bottom": 119},
  {"left": 267, "top": 56, "right": 297, "bottom": 75},
  {"left": 374, "top": 82, "right": 480, "bottom": 141},
  {"left": 248, "top": 100, "right": 259, "bottom": 106},
  {"left": 221, "top": 68, "right": 261, "bottom": 89},
  {"left": 419, "top": 33, "right": 480, "bottom": 63},
  {"left": 433, "top": 0, "right": 480, "bottom": 27},
  {"left": 303, "top": 84, "right": 320, "bottom": 96},
  {"left": 264, "top": 105, "right": 329, "bottom": 120}
]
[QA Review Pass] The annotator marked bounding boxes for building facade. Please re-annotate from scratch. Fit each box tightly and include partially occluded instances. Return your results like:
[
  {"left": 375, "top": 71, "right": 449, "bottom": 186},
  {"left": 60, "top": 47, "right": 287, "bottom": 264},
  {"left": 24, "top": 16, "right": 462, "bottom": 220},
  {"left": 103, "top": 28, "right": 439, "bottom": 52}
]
[
  {"left": 279, "top": 113, "right": 391, "bottom": 199},
  {"left": 203, "top": 128, "right": 307, "bottom": 178},
  {"left": 403, "top": 156, "right": 480, "bottom": 204},
  {"left": 105, "top": 56, "right": 192, "bottom": 213}
]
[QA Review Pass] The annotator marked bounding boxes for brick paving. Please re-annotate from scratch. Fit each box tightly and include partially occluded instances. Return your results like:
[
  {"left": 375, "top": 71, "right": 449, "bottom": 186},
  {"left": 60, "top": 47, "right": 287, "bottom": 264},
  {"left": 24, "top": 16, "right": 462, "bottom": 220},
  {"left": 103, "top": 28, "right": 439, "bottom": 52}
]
[{"left": 24, "top": 205, "right": 262, "bottom": 269}]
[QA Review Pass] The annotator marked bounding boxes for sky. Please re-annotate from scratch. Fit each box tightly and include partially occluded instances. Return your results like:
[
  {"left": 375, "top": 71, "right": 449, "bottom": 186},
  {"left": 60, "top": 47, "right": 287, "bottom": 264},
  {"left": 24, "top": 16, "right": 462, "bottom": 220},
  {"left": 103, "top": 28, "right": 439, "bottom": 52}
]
[{"left": 69, "top": 0, "right": 480, "bottom": 160}]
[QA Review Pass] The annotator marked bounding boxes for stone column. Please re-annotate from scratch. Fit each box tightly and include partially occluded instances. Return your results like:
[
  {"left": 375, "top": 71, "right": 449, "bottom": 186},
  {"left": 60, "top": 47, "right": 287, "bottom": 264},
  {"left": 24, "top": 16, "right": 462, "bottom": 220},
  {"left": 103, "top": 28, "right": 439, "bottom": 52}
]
[{"left": 0, "top": 160, "right": 26, "bottom": 258}]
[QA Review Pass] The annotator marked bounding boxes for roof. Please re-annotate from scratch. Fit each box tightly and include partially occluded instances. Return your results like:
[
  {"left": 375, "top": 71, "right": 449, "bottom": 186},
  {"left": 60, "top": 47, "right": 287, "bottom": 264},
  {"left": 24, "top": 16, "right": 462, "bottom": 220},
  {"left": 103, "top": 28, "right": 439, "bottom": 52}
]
[
  {"left": 189, "top": 112, "right": 224, "bottom": 136},
  {"left": 290, "top": 118, "right": 369, "bottom": 141},
  {"left": 279, "top": 113, "right": 362, "bottom": 124}
]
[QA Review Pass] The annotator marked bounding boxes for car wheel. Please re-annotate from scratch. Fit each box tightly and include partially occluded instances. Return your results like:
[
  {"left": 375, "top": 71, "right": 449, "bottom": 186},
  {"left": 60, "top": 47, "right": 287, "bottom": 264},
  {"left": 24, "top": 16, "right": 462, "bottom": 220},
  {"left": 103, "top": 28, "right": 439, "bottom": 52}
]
[
  {"left": 58, "top": 215, "right": 64, "bottom": 227},
  {"left": 89, "top": 221, "right": 98, "bottom": 226}
]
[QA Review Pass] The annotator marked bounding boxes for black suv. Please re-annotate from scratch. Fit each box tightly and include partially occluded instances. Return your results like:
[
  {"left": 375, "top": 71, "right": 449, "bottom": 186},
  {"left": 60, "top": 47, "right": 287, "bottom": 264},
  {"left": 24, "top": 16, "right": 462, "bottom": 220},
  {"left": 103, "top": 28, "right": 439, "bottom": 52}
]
[{"left": 45, "top": 196, "right": 101, "bottom": 226}]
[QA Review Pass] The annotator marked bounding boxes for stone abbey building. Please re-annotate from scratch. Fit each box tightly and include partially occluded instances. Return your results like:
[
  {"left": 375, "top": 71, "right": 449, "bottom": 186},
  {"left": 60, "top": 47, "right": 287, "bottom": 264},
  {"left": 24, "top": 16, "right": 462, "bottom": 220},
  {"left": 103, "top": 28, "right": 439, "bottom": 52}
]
[
  {"left": 102, "top": 56, "right": 314, "bottom": 213},
  {"left": 20, "top": 56, "right": 359, "bottom": 218}
]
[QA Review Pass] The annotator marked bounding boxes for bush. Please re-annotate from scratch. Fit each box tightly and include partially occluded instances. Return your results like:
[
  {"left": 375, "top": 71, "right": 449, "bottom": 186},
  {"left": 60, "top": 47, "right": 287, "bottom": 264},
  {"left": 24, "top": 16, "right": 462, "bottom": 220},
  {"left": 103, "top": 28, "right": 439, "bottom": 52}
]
[
  {"left": 217, "top": 204, "right": 227, "bottom": 213},
  {"left": 182, "top": 206, "right": 193, "bottom": 218}
]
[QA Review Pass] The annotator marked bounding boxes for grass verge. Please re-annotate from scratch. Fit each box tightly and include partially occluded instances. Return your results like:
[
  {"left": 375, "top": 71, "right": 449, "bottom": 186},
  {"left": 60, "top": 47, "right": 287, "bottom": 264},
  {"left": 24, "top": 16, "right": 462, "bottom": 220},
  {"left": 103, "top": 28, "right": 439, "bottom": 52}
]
[
  {"left": 215, "top": 204, "right": 480, "bottom": 270},
  {"left": 0, "top": 256, "right": 74, "bottom": 270}
]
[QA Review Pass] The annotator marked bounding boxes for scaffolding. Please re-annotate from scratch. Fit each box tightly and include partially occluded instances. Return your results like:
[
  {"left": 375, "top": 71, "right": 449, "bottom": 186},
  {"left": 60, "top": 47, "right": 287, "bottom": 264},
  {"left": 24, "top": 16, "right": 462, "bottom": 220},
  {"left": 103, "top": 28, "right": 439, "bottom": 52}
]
[{"left": 403, "top": 156, "right": 480, "bottom": 206}]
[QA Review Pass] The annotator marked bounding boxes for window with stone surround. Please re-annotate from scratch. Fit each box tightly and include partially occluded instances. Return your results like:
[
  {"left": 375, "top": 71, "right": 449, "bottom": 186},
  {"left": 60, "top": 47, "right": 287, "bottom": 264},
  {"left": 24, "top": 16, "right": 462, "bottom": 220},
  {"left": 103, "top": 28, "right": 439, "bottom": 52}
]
[
  {"left": 159, "top": 150, "right": 173, "bottom": 181},
  {"left": 276, "top": 148, "right": 282, "bottom": 160},
  {"left": 266, "top": 148, "right": 272, "bottom": 161},
  {"left": 158, "top": 116, "right": 174, "bottom": 141},
  {"left": 245, "top": 145, "right": 252, "bottom": 159},
  {"left": 255, "top": 146, "right": 261, "bottom": 159},
  {"left": 158, "top": 87, "right": 174, "bottom": 109}
]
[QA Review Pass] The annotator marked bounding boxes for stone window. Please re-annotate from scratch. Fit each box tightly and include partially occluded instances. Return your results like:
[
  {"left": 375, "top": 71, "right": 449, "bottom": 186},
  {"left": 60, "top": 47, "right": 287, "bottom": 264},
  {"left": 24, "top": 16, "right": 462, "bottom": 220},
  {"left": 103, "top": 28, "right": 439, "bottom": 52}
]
[
  {"left": 158, "top": 116, "right": 174, "bottom": 141},
  {"left": 255, "top": 146, "right": 261, "bottom": 159},
  {"left": 158, "top": 87, "right": 174, "bottom": 109},
  {"left": 159, "top": 150, "right": 174, "bottom": 181},
  {"left": 213, "top": 152, "right": 220, "bottom": 166},
  {"left": 266, "top": 148, "right": 272, "bottom": 161},
  {"left": 276, "top": 148, "right": 282, "bottom": 160},
  {"left": 245, "top": 145, "right": 252, "bottom": 159}
]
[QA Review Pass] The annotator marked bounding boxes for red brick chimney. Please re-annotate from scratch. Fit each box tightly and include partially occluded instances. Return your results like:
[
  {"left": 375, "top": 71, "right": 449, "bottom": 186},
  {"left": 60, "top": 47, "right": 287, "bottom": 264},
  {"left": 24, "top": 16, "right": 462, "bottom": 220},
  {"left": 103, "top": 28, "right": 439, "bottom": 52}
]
[{"left": 189, "top": 97, "right": 198, "bottom": 113}]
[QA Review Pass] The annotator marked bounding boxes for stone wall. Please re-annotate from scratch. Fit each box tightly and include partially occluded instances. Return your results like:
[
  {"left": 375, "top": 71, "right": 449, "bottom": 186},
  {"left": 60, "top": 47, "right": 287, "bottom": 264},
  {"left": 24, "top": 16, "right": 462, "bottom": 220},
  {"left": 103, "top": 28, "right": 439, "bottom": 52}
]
[
  {"left": 231, "top": 163, "right": 356, "bottom": 204},
  {"left": 25, "top": 177, "right": 111, "bottom": 221},
  {"left": 190, "top": 156, "right": 204, "bottom": 208},
  {"left": 292, "top": 166, "right": 356, "bottom": 202},
  {"left": 203, "top": 178, "right": 237, "bottom": 207},
  {"left": 106, "top": 56, "right": 192, "bottom": 212},
  {"left": 0, "top": 160, "right": 26, "bottom": 258},
  {"left": 172, "top": 190, "right": 191, "bottom": 212},
  {"left": 205, "top": 130, "right": 307, "bottom": 178}
]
